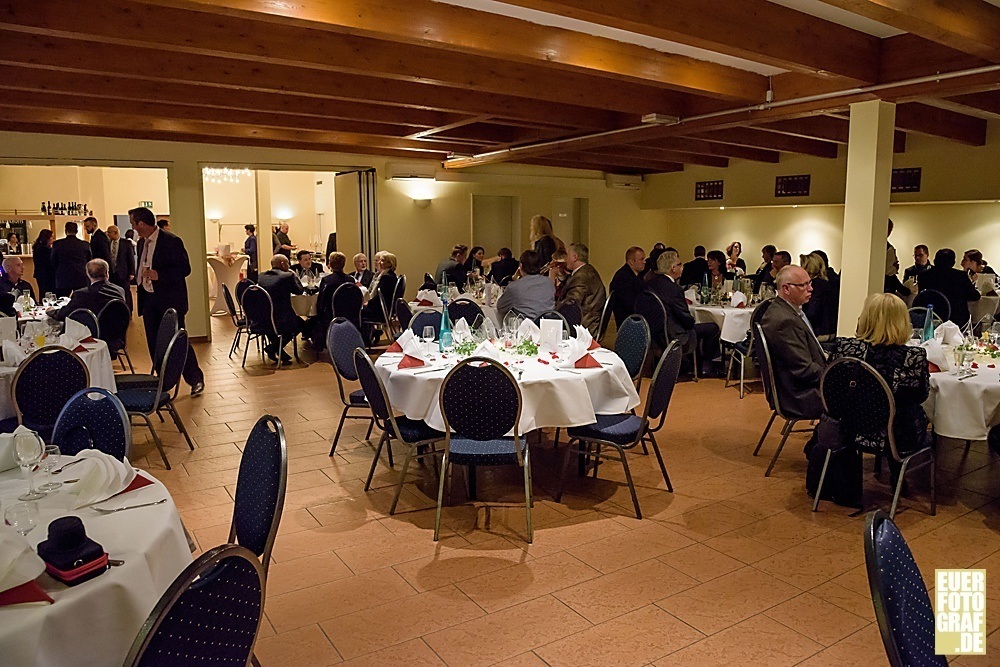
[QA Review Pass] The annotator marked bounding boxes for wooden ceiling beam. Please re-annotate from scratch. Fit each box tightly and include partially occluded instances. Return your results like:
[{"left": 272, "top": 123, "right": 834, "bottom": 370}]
[
  {"left": 816, "top": 0, "right": 1000, "bottom": 62},
  {"left": 692, "top": 128, "right": 840, "bottom": 158},
  {"left": 931, "top": 91, "right": 1000, "bottom": 120},
  {"left": 562, "top": 151, "right": 686, "bottom": 172},
  {"left": 497, "top": 0, "right": 878, "bottom": 82},
  {"left": 754, "top": 115, "right": 907, "bottom": 153},
  {"left": 588, "top": 145, "right": 729, "bottom": 169},
  {"left": 634, "top": 137, "right": 781, "bottom": 163},
  {"left": 893, "top": 102, "right": 988, "bottom": 146},
  {"left": 0, "top": 30, "right": 631, "bottom": 129}
]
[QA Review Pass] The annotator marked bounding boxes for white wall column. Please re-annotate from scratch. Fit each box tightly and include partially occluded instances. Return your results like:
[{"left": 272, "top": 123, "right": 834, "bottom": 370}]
[
  {"left": 166, "top": 161, "right": 211, "bottom": 341},
  {"left": 838, "top": 99, "right": 896, "bottom": 336}
]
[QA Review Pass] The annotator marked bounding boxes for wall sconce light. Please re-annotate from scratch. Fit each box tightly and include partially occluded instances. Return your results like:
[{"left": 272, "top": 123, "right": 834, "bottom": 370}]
[{"left": 413, "top": 199, "right": 431, "bottom": 208}]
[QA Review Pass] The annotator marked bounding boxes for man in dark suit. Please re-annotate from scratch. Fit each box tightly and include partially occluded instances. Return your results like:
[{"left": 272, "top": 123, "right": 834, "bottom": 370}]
[
  {"left": 311, "top": 251, "right": 354, "bottom": 349},
  {"left": 759, "top": 265, "right": 827, "bottom": 419},
  {"left": 918, "top": 248, "right": 981, "bottom": 326},
  {"left": 83, "top": 216, "right": 112, "bottom": 265},
  {"left": 106, "top": 225, "right": 135, "bottom": 312},
  {"left": 131, "top": 206, "right": 205, "bottom": 396},
  {"left": 49, "top": 259, "right": 126, "bottom": 321},
  {"left": 609, "top": 246, "right": 646, "bottom": 327},
  {"left": 51, "top": 221, "right": 93, "bottom": 297},
  {"left": 257, "top": 254, "right": 305, "bottom": 363},
  {"left": 350, "top": 253, "right": 375, "bottom": 287},
  {"left": 486, "top": 247, "right": 519, "bottom": 286},
  {"left": 679, "top": 245, "right": 708, "bottom": 286},
  {"left": 647, "top": 250, "right": 721, "bottom": 376},
  {"left": 903, "top": 244, "right": 931, "bottom": 282},
  {"left": 558, "top": 243, "right": 606, "bottom": 337}
]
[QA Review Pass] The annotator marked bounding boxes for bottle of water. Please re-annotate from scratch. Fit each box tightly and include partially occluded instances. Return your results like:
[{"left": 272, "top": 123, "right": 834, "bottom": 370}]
[
  {"left": 439, "top": 296, "right": 453, "bottom": 352},
  {"left": 922, "top": 304, "right": 935, "bottom": 342}
]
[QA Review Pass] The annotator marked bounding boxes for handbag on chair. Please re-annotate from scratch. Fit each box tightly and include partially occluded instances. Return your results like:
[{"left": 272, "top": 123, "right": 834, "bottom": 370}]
[{"left": 805, "top": 415, "right": 863, "bottom": 509}]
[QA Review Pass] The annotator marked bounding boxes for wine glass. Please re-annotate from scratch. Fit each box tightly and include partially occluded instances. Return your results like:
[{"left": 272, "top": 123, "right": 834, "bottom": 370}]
[
  {"left": 421, "top": 326, "right": 436, "bottom": 354},
  {"left": 38, "top": 444, "right": 63, "bottom": 492},
  {"left": 4, "top": 502, "right": 38, "bottom": 536},
  {"left": 14, "top": 431, "right": 46, "bottom": 501}
]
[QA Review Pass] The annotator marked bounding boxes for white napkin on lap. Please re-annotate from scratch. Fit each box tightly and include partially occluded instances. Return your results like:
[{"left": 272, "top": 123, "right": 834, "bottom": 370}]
[
  {"left": 730, "top": 291, "right": 747, "bottom": 308},
  {"left": 920, "top": 338, "right": 952, "bottom": 372},
  {"left": 517, "top": 319, "right": 541, "bottom": 343},
  {"left": 0, "top": 317, "right": 16, "bottom": 343},
  {"left": 935, "top": 322, "right": 964, "bottom": 346},
  {"left": 684, "top": 287, "right": 698, "bottom": 304},
  {"left": 66, "top": 449, "right": 137, "bottom": 508},
  {"left": 471, "top": 339, "right": 501, "bottom": 361},
  {"left": 1, "top": 340, "right": 25, "bottom": 367},
  {"left": 452, "top": 317, "right": 473, "bottom": 343},
  {"left": 0, "top": 527, "right": 45, "bottom": 596}
]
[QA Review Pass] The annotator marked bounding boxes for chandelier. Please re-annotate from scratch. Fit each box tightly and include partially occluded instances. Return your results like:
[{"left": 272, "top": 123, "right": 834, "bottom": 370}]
[{"left": 203, "top": 167, "right": 252, "bottom": 184}]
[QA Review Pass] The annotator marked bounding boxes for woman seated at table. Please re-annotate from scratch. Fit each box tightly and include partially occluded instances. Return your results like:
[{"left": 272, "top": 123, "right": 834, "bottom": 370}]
[
  {"left": 725, "top": 241, "right": 746, "bottom": 275},
  {"left": 962, "top": 249, "right": 996, "bottom": 279},
  {"left": 800, "top": 252, "right": 839, "bottom": 338},
  {"left": 361, "top": 251, "right": 398, "bottom": 326},
  {"left": 705, "top": 250, "right": 732, "bottom": 288},
  {"left": 831, "top": 293, "right": 930, "bottom": 481}
]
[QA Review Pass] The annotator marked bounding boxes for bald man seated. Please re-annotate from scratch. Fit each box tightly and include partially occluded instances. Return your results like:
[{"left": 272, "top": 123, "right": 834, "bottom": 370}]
[
  {"left": 256, "top": 254, "right": 305, "bottom": 363},
  {"left": 49, "top": 259, "right": 126, "bottom": 321}
]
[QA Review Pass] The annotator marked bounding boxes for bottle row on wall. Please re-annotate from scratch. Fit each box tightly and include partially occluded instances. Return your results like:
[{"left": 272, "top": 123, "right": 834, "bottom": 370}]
[{"left": 40, "top": 201, "right": 90, "bottom": 216}]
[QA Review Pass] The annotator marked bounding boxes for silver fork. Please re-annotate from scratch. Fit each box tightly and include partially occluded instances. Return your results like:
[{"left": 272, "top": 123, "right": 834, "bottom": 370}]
[{"left": 93, "top": 499, "right": 167, "bottom": 513}]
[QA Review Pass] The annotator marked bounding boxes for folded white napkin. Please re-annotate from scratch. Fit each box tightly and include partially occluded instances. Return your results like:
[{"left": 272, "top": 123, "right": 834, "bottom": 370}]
[
  {"left": 684, "top": 287, "right": 698, "bottom": 304},
  {"left": 452, "top": 317, "right": 473, "bottom": 343},
  {"left": 66, "top": 449, "right": 137, "bottom": 509},
  {"left": 921, "top": 338, "right": 953, "bottom": 372},
  {"left": 0, "top": 526, "right": 45, "bottom": 596},
  {"left": 561, "top": 335, "right": 589, "bottom": 367},
  {"left": 0, "top": 434, "right": 15, "bottom": 473},
  {"left": 935, "top": 321, "right": 964, "bottom": 346},
  {"left": 573, "top": 324, "right": 594, "bottom": 349},
  {"left": 730, "top": 291, "right": 747, "bottom": 308},
  {"left": 395, "top": 328, "right": 415, "bottom": 347},
  {"left": 1, "top": 340, "right": 25, "bottom": 367},
  {"left": 517, "top": 318, "right": 541, "bottom": 343},
  {"left": 401, "top": 335, "right": 429, "bottom": 361},
  {"left": 471, "top": 339, "right": 501, "bottom": 360},
  {"left": 0, "top": 317, "right": 16, "bottom": 343},
  {"left": 65, "top": 318, "right": 90, "bottom": 342},
  {"left": 414, "top": 289, "right": 442, "bottom": 307}
]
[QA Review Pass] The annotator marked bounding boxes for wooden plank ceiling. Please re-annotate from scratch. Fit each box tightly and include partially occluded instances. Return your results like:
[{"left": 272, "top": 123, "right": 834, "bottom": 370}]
[{"left": 0, "top": 0, "right": 998, "bottom": 174}]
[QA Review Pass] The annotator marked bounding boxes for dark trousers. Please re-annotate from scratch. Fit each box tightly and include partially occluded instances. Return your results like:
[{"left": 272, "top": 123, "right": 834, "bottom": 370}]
[
  {"left": 694, "top": 322, "right": 721, "bottom": 366},
  {"left": 141, "top": 300, "right": 204, "bottom": 387},
  {"left": 110, "top": 277, "right": 133, "bottom": 313}
]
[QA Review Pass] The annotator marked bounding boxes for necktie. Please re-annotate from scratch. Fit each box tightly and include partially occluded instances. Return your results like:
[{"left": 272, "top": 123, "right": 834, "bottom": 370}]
[{"left": 110, "top": 239, "right": 118, "bottom": 272}]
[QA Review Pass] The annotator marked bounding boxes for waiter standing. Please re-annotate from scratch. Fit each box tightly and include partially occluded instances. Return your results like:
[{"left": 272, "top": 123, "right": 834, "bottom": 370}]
[{"left": 130, "top": 207, "right": 205, "bottom": 396}]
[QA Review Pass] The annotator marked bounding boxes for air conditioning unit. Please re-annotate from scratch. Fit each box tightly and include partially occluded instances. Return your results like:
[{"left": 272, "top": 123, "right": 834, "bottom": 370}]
[
  {"left": 605, "top": 174, "right": 643, "bottom": 190},
  {"left": 385, "top": 162, "right": 437, "bottom": 181}
]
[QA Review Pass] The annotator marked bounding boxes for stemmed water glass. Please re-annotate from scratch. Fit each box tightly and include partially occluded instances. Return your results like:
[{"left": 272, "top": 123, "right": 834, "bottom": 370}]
[
  {"left": 38, "top": 444, "right": 63, "bottom": 492},
  {"left": 4, "top": 502, "right": 38, "bottom": 536},
  {"left": 14, "top": 431, "right": 46, "bottom": 501},
  {"left": 421, "top": 326, "right": 436, "bottom": 354}
]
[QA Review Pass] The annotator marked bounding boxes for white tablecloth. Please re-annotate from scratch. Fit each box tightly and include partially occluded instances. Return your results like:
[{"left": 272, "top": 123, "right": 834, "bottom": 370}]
[
  {"left": 971, "top": 296, "right": 1000, "bottom": 324},
  {"left": 292, "top": 293, "right": 319, "bottom": 318},
  {"left": 0, "top": 340, "right": 117, "bottom": 422},
  {"left": 408, "top": 301, "right": 501, "bottom": 328},
  {"left": 207, "top": 255, "right": 248, "bottom": 316},
  {"left": 690, "top": 305, "right": 753, "bottom": 344},
  {"left": 925, "top": 359, "right": 1000, "bottom": 441},
  {"left": 374, "top": 345, "right": 640, "bottom": 433},
  {"left": 0, "top": 467, "right": 191, "bottom": 667}
]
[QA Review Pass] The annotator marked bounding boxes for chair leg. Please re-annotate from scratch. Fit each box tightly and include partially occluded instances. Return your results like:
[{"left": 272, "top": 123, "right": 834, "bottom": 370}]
[
  {"left": 364, "top": 418, "right": 374, "bottom": 443},
  {"left": 753, "top": 411, "right": 777, "bottom": 456},
  {"left": 276, "top": 336, "right": 284, "bottom": 369},
  {"left": 889, "top": 457, "right": 911, "bottom": 519},
  {"left": 724, "top": 352, "right": 735, "bottom": 389},
  {"left": 433, "top": 450, "right": 450, "bottom": 542},
  {"left": 156, "top": 409, "right": 165, "bottom": 423},
  {"left": 229, "top": 329, "right": 239, "bottom": 358},
  {"left": 592, "top": 444, "right": 601, "bottom": 478},
  {"left": 123, "top": 349, "right": 135, "bottom": 374},
  {"left": 242, "top": 333, "right": 251, "bottom": 368},
  {"left": 555, "top": 440, "right": 575, "bottom": 502},
  {"left": 166, "top": 401, "right": 195, "bottom": 450},
  {"left": 137, "top": 412, "right": 170, "bottom": 470},
  {"left": 618, "top": 446, "right": 642, "bottom": 519},
  {"left": 930, "top": 454, "right": 937, "bottom": 516},
  {"left": 764, "top": 420, "right": 793, "bottom": 477},
  {"left": 522, "top": 448, "right": 533, "bottom": 543},
  {"left": 812, "top": 449, "right": 833, "bottom": 512},
  {"left": 738, "top": 355, "right": 745, "bottom": 399},
  {"left": 647, "top": 432, "right": 673, "bottom": 492},
  {"left": 364, "top": 432, "right": 388, "bottom": 491},
  {"left": 293, "top": 337, "right": 300, "bottom": 362},
  {"left": 389, "top": 444, "right": 416, "bottom": 515},
  {"left": 691, "top": 348, "right": 698, "bottom": 382},
  {"left": 329, "top": 406, "right": 349, "bottom": 456},
  {"left": 386, "top": 433, "right": 395, "bottom": 468}
]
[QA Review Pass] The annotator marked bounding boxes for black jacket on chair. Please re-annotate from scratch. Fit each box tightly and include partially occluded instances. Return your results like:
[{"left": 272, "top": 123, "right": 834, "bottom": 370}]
[
  {"left": 51, "top": 235, "right": 93, "bottom": 292},
  {"left": 136, "top": 231, "right": 191, "bottom": 317},
  {"left": 257, "top": 269, "right": 304, "bottom": 337},
  {"left": 759, "top": 297, "right": 827, "bottom": 419},
  {"left": 918, "top": 266, "right": 981, "bottom": 326},
  {"left": 52, "top": 280, "right": 126, "bottom": 321}
]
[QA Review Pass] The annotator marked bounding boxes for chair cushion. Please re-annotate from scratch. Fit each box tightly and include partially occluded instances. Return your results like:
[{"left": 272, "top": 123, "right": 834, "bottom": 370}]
[
  {"left": 733, "top": 339, "right": 750, "bottom": 355},
  {"left": 349, "top": 389, "right": 368, "bottom": 405},
  {"left": 115, "top": 374, "right": 158, "bottom": 390},
  {"left": 567, "top": 414, "right": 643, "bottom": 446},
  {"left": 116, "top": 389, "right": 170, "bottom": 413},
  {"left": 391, "top": 416, "right": 444, "bottom": 444},
  {"left": 448, "top": 437, "right": 525, "bottom": 466}
]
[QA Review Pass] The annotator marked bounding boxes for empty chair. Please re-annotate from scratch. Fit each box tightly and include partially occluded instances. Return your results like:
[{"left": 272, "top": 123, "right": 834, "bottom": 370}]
[
  {"left": 436, "top": 357, "right": 530, "bottom": 542},
  {"left": 123, "top": 544, "right": 265, "bottom": 667},
  {"left": 911, "top": 289, "right": 951, "bottom": 322},
  {"left": 235, "top": 277, "right": 253, "bottom": 305},
  {"left": 557, "top": 342, "right": 682, "bottom": 519},
  {"left": 229, "top": 415, "right": 287, "bottom": 578},
  {"left": 117, "top": 329, "right": 195, "bottom": 469},
  {"left": 410, "top": 310, "right": 441, "bottom": 338},
  {"left": 725, "top": 299, "right": 773, "bottom": 399},
  {"left": 447, "top": 298, "right": 484, "bottom": 328},
  {"left": 556, "top": 301, "right": 582, "bottom": 328},
  {"left": 908, "top": 306, "right": 943, "bottom": 330},
  {"left": 614, "top": 314, "right": 650, "bottom": 390},
  {"left": 864, "top": 510, "right": 946, "bottom": 667},
  {"left": 115, "top": 308, "right": 178, "bottom": 391},
  {"left": 395, "top": 298, "right": 413, "bottom": 332},
  {"left": 52, "top": 388, "right": 131, "bottom": 460},
  {"left": 222, "top": 283, "right": 248, "bottom": 359},
  {"left": 326, "top": 318, "right": 375, "bottom": 456},
  {"left": 97, "top": 299, "right": 134, "bottom": 373},
  {"left": 0, "top": 346, "right": 89, "bottom": 441},
  {"left": 355, "top": 348, "right": 444, "bottom": 509},
  {"left": 68, "top": 308, "right": 100, "bottom": 338},
  {"left": 331, "top": 282, "right": 364, "bottom": 333}
]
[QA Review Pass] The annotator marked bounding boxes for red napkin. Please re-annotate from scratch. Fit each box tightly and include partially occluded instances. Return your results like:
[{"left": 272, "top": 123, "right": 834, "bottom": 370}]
[
  {"left": 685, "top": 298, "right": 693, "bottom": 305},
  {"left": 73, "top": 345, "right": 87, "bottom": 353},
  {"left": 972, "top": 362, "right": 980, "bottom": 369},
  {"left": 928, "top": 362, "right": 942, "bottom": 373},
  {"left": 588, "top": 339, "right": 600, "bottom": 351},
  {"left": 417, "top": 299, "right": 433, "bottom": 306},
  {"left": 0, "top": 580, "right": 53, "bottom": 607},
  {"left": 398, "top": 355, "right": 425, "bottom": 369},
  {"left": 989, "top": 364, "right": 996, "bottom": 369},
  {"left": 81, "top": 336, "right": 96, "bottom": 343},
  {"left": 113, "top": 473, "right": 154, "bottom": 497},
  {"left": 735, "top": 302, "right": 747, "bottom": 309},
  {"left": 575, "top": 354, "right": 601, "bottom": 369},
  {"left": 386, "top": 339, "right": 403, "bottom": 353}
]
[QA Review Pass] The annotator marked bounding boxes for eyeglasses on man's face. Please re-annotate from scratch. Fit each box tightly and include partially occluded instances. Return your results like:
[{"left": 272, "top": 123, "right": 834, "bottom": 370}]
[{"left": 786, "top": 280, "right": 813, "bottom": 288}]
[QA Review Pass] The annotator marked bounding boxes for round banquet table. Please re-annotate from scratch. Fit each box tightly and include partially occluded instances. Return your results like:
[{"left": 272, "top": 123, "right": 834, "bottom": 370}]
[
  {"left": 408, "top": 301, "right": 501, "bottom": 328},
  {"left": 206, "top": 255, "right": 248, "bottom": 316},
  {"left": 0, "top": 339, "right": 117, "bottom": 422},
  {"left": 374, "top": 343, "right": 640, "bottom": 433},
  {"left": 690, "top": 304, "right": 753, "bottom": 344},
  {"left": 924, "top": 352, "right": 1000, "bottom": 441},
  {"left": 0, "top": 466, "right": 191, "bottom": 667}
]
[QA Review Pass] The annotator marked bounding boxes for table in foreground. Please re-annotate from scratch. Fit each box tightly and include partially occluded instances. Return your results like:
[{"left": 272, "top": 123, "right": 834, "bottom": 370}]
[
  {"left": 0, "top": 467, "right": 191, "bottom": 667},
  {"left": 690, "top": 304, "right": 753, "bottom": 344},
  {"left": 925, "top": 353, "right": 1000, "bottom": 441}
]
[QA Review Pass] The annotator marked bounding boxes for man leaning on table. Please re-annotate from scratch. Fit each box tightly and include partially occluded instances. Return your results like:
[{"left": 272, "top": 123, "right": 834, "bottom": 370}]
[{"left": 48, "top": 259, "right": 125, "bottom": 321}]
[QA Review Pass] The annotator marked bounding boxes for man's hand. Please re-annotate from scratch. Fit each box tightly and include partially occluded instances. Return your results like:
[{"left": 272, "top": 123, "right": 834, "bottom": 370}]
[{"left": 143, "top": 268, "right": 159, "bottom": 281}]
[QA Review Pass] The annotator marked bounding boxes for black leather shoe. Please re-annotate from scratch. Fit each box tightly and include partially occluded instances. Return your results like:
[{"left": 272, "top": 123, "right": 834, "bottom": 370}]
[
  {"left": 191, "top": 381, "right": 205, "bottom": 396},
  {"left": 279, "top": 352, "right": 293, "bottom": 364}
]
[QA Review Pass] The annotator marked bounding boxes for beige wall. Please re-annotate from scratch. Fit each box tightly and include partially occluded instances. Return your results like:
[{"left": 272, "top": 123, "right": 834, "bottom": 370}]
[{"left": 203, "top": 173, "right": 257, "bottom": 251}]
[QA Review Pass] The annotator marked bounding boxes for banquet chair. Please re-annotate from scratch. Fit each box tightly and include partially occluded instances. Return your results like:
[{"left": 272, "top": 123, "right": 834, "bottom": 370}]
[
  {"left": 118, "top": 329, "right": 195, "bottom": 470},
  {"left": 241, "top": 285, "right": 298, "bottom": 369},
  {"left": 331, "top": 282, "right": 364, "bottom": 333},
  {"left": 389, "top": 274, "right": 407, "bottom": 336},
  {"left": 0, "top": 346, "right": 89, "bottom": 441},
  {"left": 410, "top": 310, "right": 441, "bottom": 338},
  {"left": 361, "top": 277, "right": 396, "bottom": 345},
  {"left": 235, "top": 277, "right": 253, "bottom": 304},
  {"left": 864, "top": 510, "right": 946, "bottom": 667},
  {"left": 911, "top": 289, "right": 951, "bottom": 322},
  {"left": 557, "top": 341, "right": 682, "bottom": 519},
  {"left": 536, "top": 310, "right": 571, "bottom": 334},
  {"left": 816, "top": 358, "right": 936, "bottom": 517},
  {"left": 97, "top": 299, "right": 134, "bottom": 373},
  {"left": 447, "top": 298, "right": 484, "bottom": 328},
  {"left": 635, "top": 290, "right": 698, "bottom": 381},
  {"left": 597, "top": 291, "right": 614, "bottom": 342},
  {"left": 437, "top": 357, "right": 530, "bottom": 542},
  {"left": 611, "top": 314, "right": 651, "bottom": 454},
  {"left": 222, "top": 283, "right": 248, "bottom": 359},
  {"left": 115, "top": 309, "right": 178, "bottom": 392},
  {"left": 557, "top": 301, "right": 583, "bottom": 329},
  {"left": 355, "top": 348, "right": 444, "bottom": 507},
  {"left": 907, "top": 306, "right": 943, "bottom": 330},
  {"left": 752, "top": 324, "right": 817, "bottom": 477},
  {"left": 229, "top": 415, "right": 287, "bottom": 578},
  {"left": 725, "top": 299, "right": 773, "bottom": 399},
  {"left": 52, "top": 388, "right": 131, "bottom": 460},
  {"left": 422, "top": 272, "right": 436, "bottom": 290},
  {"left": 327, "top": 318, "right": 375, "bottom": 456},
  {"left": 395, "top": 298, "right": 413, "bottom": 332},
  {"left": 123, "top": 544, "right": 265, "bottom": 667},
  {"left": 67, "top": 308, "right": 100, "bottom": 338}
]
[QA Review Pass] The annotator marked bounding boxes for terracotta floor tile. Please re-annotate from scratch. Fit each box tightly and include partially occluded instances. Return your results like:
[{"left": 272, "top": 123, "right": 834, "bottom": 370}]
[
  {"left": 457, "top": 551, "right": 600, "bottom": 613},
  {"left": 334, "top": 529, "right": 453, "bottom": 574},
  {"left": 265, "top": 550, "right": 355, "bottom": 597},
  {"left": 253, "top": 624, "right": 342, "bottom": 667},
  {"left": 565, "top": 520, "right": 694, "bottom": 573},
  {"left": 488, "top": 652, "right": 549, "bottom": 667},
  {"left": 392, "top": 537, "right": 530, "bottom": 592},
  {"left": 535, "top": 604, "right": 704, "bottom": 667},
  {"left": 795, "top": 623, "right": 889, "bottom": 667},
  {"left": 755, "top": 528, "right": 862, "bottom": 590},
  {"left": 270, "top": 519, "right": 393, "bottom": 562},
  {"left": 763, "top": 592, "right": 870, "bottom": 646},
  {"left": 809, "top": 581, "right": 877, "bottom": 622},
  {"left": 656, "top": 543, "right": 744, "bottom": 583},
  {"left": 336, "top": 639, "right": 445, "bottom": 667},
  {"left": 654, "top": 615, "right": 822, "bottom": 666},
  {"left": 659, "top": 502, "right": 759, "bottom": 541}
]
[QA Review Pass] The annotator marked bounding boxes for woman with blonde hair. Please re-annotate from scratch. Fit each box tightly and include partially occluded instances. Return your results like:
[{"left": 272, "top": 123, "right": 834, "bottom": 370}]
[
  {"left": 832, "top": 293, "right": 930, "bottom": 480},
  {"left": 529, "top": 215, "right": 565, "bottom": 268},
  {"left": 361, "top": 251, "right": 398, "bottom": 343},
  {"left": 800, "top": 252, "right": 838, "bottom": 337},
  {"left": 725, "top": 241, "right": 746, "bottom": 274}
]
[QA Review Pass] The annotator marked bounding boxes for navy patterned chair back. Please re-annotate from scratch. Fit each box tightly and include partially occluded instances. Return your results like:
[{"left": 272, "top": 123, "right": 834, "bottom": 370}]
[
  {"left": 158, "top": 330, "right": 189, "bottom": 400},
  {"left": 153, "top": 309, "right": 180, "bottom": 372},
  {"left": 97, "top": 300, "right": 130, "bottom": 351},
  {"left": 52, "top": 388, "right": 131, "bottom": 459},
  {"left": 614, "top": 314, "right": 650, "bottom": 382},
  {"left": 821, "top": 357, "right": 895, "bottom": 456},
  {"left": 645, "top": 341, "right": 683, "bottom": 431},
  {"left": 124, "top": 544, "right": 265, "bottom": 667},
  {"left": 354, "top": 349, "right": 392, "bottom": 423},
  {"left": 68, "top": 308, "right": 100, "bottom": 338},
  {"left": 235, "top": 278, "right": 253, "bottom": 305},
  {"left": 864, "top": 510, "right": 947, "bottom": 667},
  {"left": 410, "top": 311, "right": 441, "bottom": 337},
  {"left": 448, "top": 299, "right": 484, "bottom": 327},
  {"left": 327, "top": 318, "right": 364, "bottom": 382},
  {"left": 908, "top": 306, "right": 942, "bottom": 330},
  {"left": 556, "top": 301, "right": 582, "bottom": 328},
  {"left": 241, "top": 286, "right": 277, "bottom": 337},
  {"left": 222, "top": 283, "right": 242, "bottom": 323},
  {"left": 912, "top": 289, "right": 951, "bottom": 322},
  {"left": 753, "top": 324, "right": 778, "bottom": 412},
  {"left": 331, "top": 283, "right": 363, "bottom": 328},
  {"left": 392, "top": 274, "right": 407, "bottom": 304},
  {"left": 634, "top": 292, "right": 666, "bottom": 345},
  {"left": 231, "top": 416, "right": 286, "bottom": 576},
  {"left": 441, "top": 358, "right": 521, "bottom": 440},
  {"left": 536, "top": 310, "right": 570, "bottom": 334},
  {"left": 395, "top": 298, "right": 413, "bottom": 331},
  {"left": 13, "top": 347, "right": 89, "bottom": 433}
]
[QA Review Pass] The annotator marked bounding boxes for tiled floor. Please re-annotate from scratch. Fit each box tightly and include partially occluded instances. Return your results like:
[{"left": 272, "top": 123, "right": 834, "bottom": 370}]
[{"left": 125, "top": 315, "right": 1000, "bottom": 666}]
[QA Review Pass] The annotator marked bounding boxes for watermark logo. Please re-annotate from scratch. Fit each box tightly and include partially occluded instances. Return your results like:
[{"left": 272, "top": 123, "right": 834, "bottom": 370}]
[{"left": 935, "top": 569, "right": 986, "bottom": 655}]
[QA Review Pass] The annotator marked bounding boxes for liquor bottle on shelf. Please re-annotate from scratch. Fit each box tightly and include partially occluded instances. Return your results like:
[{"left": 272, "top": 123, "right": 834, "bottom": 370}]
[{"left": 40, "top": 202, "right": 46, "bottom": 214}]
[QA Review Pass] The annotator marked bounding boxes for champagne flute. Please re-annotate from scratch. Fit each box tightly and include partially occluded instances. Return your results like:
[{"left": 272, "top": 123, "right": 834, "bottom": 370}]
[
  {"left": 4, "top": 502, "right": 39, "bottom": 536},
  {"left": 38, "top": 444, "right": 63, "bottom": 492},
  {"left": 15, "top": 431, "right": 46, "bottom": 501}
]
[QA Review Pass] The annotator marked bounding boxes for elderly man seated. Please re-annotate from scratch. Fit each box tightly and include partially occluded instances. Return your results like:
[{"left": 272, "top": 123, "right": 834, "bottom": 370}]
[
  {"left": 257, "top": 254, "right": 304, "bottom": 363},
  {"left": 48, "top": 259, "right": 125, "bottom": 321},
  {"left": 0, "top": 256, "right": 36, "bottom": 316}
]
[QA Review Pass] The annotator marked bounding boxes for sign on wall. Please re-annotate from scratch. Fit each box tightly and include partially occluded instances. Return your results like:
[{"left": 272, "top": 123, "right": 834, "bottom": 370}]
[{"left": 139, "top": 200, "right": 153, "bottom": 208}]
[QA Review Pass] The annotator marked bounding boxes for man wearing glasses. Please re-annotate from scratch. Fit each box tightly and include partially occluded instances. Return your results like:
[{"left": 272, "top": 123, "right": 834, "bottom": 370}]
[{"left": 759, "top": 265, "right": 826, "bottom": 420}]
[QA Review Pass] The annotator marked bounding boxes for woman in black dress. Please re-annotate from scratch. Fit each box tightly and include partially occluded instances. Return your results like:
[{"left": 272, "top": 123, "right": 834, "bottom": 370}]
[{"left": 32, "top": 229, "right": 55, "bottom": 298}]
